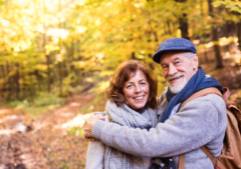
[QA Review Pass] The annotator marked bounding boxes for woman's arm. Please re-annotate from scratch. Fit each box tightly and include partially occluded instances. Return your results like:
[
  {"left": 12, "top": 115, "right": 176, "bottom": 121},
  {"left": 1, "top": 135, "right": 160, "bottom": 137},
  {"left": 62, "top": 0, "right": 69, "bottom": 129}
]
[
  {"left": 85, "top": 113, "right": 110, "bottom": 169},
  {"left": 85, "top": 141, "right": 106, "bottom": 169}
]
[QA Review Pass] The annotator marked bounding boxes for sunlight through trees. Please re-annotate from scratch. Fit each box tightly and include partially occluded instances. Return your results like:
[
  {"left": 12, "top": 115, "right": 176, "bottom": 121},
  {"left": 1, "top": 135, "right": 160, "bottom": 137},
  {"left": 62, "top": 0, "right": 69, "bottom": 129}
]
[{"left": 0, "top": 0, "right": 241, "bottom": 101}]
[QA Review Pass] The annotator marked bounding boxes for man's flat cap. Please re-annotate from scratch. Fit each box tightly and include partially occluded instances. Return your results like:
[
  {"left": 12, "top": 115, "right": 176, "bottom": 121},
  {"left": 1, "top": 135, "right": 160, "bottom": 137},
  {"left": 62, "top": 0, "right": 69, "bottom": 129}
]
[{"left": 152, "top": 37, "right": 196, "bottom": 63}]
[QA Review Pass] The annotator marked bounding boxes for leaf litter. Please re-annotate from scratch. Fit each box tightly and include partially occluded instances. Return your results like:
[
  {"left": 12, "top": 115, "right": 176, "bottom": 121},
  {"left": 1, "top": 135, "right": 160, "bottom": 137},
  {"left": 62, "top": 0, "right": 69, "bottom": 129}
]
[{"left": 0, "top": 91, "right": 96, "bottom": 169}]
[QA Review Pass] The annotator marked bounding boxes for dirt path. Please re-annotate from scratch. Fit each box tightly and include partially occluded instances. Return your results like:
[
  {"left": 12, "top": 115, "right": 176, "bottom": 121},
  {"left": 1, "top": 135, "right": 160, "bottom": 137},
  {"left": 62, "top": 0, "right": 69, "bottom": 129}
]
[{"left": 0, "top": 91, "right": 96, "bottom": 169}]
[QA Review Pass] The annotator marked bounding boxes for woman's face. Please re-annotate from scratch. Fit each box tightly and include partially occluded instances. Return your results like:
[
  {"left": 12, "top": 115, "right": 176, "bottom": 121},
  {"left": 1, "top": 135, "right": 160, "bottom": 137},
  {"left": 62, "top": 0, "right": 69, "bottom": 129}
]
[{"left": 123, "top": 70, "right": 150, "bottom": 110}]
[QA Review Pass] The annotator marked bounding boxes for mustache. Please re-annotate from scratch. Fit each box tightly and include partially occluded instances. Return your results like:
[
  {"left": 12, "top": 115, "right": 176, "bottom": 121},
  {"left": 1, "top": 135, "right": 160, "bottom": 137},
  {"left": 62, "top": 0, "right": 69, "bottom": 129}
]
[{"left": 166, "top": 72, "right": 186, "bottom": 81}]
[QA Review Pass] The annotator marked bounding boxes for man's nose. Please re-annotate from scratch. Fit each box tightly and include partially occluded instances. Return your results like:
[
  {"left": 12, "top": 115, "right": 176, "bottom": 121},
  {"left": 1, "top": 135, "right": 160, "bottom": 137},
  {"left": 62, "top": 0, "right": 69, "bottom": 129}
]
[{"left": 168, "top": 64, "right": 177, "bottom": 76}]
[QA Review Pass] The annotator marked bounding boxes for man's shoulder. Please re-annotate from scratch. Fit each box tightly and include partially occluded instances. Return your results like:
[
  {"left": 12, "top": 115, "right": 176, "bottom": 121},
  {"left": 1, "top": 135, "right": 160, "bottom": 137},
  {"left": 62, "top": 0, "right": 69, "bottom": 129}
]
[
  {"left": 159, "top": 90, "right": 167, "bottom": 100},
  {"left": 184, "top": 93, "right": 226, "bottom": 114},
  {"left": 193, "top": 93, "right": 225, "bottom": 105},
  {"left": 157, "top": 90, "right": 168, "bottom": 106},
  {"left": 159, "top": 90, "right": 167, "bottom": 96}
]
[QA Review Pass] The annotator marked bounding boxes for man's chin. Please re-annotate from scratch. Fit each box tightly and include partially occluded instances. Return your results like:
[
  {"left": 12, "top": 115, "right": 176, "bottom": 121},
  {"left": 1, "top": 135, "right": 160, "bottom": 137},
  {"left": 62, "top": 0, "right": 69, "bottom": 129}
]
[{"left": 169, "top": 84, "right": 185, "bottom": 94}]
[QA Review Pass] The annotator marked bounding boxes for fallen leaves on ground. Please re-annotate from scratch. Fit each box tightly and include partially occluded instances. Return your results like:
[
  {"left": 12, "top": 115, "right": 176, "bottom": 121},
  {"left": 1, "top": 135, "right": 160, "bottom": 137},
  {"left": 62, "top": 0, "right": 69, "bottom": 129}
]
[{"left": 0, "top": 91, "right": 96, "bottom": 169}]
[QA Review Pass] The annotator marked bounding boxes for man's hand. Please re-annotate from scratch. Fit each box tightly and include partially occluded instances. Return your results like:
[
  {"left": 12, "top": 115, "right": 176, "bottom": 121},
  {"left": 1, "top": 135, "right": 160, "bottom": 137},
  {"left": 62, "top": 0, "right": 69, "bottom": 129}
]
[{"left": 84, "top": 114, "right": 105, "bottom": 140}]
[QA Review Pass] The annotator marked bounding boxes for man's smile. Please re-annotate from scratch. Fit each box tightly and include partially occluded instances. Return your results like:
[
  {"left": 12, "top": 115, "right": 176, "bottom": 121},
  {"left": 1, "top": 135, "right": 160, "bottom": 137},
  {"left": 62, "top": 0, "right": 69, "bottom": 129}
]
[{"left": 168, "top": 75, "right": 184, "bottom": 84}]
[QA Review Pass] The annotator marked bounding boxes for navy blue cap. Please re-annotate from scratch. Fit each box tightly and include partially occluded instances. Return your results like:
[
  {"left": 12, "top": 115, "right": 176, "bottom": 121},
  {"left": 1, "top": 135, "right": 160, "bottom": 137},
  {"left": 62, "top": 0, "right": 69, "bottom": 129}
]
[{"left": 152, "top": 37, "right": 196, "bottom": 63}]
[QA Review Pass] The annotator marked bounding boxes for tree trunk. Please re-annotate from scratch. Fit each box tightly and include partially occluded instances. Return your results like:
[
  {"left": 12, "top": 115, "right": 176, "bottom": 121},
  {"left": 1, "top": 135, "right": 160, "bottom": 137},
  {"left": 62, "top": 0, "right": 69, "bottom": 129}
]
[
  {"left": 131, "top": 52, "right": 136, "bottom": 59},
  {"left": 166, "top": 21, "right": 171, "bottom": 35},
  {"left": 21, "top": 65, "right": 28, "bottom": 99},
  {"left": 224, "top": 21, "right": 230, "bottom": 52},
  {"left": 58, "top": 0, "right": 63, "bottom": 96},
  {"left": 15, "top": 63, "right": 20, "bottom": 100},
  {"left": 212, "top": 27, "right": 223, "bottom": 68},
  {"left": 30, "top": 74, "right": 35, "bottom": 97},
  {"left": 178, "top": 14, "right": 189, "bottom": 39},
  {"left": 236, "top": 21, "right": 241, "bottom": 51},
  {"left": 46, "top": 54, "right": 51, "bottom": 93},
  {"left": 43, "top": 0, "right": 51, "bottom": 93},
  {"left": 1, "top": 65, "right": 6, "bottom": 101},
  {"left": 200, "top": 0, "right": 208, "bottom": 62},
  {"left": 208, "top": 0, "right": 223, "bottom": 68},
  {"left": 175, "top": 0, "right": 189, "bottom": 39},
  {"left": 6, "top": 61, "right": 13, "bottom": 101}
]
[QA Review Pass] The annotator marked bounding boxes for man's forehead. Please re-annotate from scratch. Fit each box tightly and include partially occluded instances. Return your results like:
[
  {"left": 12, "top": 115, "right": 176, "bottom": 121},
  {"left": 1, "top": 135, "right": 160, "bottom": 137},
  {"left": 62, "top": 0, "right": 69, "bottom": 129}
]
[{"left": 160, "top": 51, "right": 187, "bottom": 63}]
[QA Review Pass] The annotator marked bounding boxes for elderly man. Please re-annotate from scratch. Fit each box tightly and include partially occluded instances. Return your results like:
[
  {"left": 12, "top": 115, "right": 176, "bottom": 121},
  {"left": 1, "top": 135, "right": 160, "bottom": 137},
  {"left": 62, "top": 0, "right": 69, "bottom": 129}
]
[{"left": 84, "top": 37, "right": 227, "bottom": 169}]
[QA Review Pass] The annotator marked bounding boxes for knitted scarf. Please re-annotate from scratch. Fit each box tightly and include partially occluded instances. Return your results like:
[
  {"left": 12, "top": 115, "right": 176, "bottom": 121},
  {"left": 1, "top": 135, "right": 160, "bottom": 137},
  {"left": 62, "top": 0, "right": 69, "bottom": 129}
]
[
  {"left": 152, "top": 66, "right": 223, "bottom": 169},
  {"left": 104, "top": 100, "right": 158, "bottom": 169}
]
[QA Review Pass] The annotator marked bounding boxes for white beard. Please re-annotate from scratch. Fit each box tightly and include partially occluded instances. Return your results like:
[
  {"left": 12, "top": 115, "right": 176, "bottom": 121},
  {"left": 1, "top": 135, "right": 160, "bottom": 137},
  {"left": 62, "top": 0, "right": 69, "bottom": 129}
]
[{"left": 167, "top": 72, "right": 187, "bottom": 94}]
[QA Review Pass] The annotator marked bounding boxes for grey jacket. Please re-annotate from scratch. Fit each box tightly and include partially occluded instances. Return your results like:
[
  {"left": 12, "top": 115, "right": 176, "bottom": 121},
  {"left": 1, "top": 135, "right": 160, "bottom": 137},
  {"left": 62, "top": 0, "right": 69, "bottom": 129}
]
[
  {"left": 92, "top": 93, "right": 227, "bottom": 169},
  {"left": 86, "top": 100, "right": 159, "bottom": 169}
]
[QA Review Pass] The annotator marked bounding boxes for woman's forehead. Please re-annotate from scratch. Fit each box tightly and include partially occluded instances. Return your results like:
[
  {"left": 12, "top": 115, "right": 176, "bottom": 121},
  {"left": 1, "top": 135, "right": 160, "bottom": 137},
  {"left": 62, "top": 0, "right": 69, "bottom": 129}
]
[{"left": 125, "top": 70, "right": 147, "bottom": 83}]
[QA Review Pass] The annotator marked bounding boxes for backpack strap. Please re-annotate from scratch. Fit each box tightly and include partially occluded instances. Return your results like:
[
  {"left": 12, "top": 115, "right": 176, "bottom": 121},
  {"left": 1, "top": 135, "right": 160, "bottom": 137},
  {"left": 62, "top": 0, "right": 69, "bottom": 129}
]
[
  {"left": 178, "top": 87, "right": 223, "bottom": 169},
  {"left": 200, "top": 146, "right": 216, "bottom": 165},
  {"left": 179, "top": 87, "right": 222, "bottom": 109},
  {"left": 178, "top": 154, "right": 185, "bottom": 169},
  {"left": 222, "top": 87, "right": 230, "bottom": 102}
]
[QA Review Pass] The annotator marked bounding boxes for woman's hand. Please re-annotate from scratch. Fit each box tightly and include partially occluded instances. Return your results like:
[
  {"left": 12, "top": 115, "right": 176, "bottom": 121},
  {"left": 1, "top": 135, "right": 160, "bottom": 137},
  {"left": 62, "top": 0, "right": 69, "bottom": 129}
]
[{"left": 84, "top": 114, "right": 105, "bottom": 139}]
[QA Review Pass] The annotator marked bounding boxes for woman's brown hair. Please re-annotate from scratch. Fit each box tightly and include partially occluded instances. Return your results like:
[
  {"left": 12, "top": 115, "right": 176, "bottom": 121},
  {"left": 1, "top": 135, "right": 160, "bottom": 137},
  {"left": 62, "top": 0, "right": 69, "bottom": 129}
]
[{"left": 106, "top": 60, "right": 158, "bottom": 109}]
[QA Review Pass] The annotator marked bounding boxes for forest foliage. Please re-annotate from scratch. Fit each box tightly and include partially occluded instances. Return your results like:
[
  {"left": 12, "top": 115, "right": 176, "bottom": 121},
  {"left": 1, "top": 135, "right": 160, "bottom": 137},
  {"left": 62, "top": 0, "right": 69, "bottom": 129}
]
[{"left": 0, "top": 0, "right": 241, "bottom": 103}]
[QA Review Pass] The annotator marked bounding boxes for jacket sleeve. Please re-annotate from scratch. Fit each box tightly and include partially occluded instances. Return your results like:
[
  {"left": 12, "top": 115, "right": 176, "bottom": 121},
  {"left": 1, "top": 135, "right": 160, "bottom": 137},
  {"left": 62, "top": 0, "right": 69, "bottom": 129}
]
[
  {"left": 92, "top": 94, "right": 227, "bottom": 158},
  {"left": 85, "top": 141, "right": 106, "bottom": 169}
]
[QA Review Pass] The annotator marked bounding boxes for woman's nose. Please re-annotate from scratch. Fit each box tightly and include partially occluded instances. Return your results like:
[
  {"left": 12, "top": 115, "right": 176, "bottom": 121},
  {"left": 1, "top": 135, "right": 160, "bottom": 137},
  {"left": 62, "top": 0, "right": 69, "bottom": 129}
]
[{"left": 134, "top": 85, "right": 141, "bottom": 93}]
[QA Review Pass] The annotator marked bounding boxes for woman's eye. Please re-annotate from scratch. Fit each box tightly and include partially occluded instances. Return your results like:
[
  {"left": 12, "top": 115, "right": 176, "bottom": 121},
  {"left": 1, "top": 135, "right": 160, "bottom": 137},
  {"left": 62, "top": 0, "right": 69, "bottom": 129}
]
[
  {"left": 126, "top": 85, "right": 132, "bottom": 88},
  {"left": 141, "top": 83, "right": 146, "bottom": 85}
]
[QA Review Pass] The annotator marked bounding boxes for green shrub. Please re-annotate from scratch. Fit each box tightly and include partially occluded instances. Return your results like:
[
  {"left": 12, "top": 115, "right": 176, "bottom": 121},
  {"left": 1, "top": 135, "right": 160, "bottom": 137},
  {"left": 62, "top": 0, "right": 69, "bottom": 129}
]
[{"left": 0, "top": 93, "right": 65, "bottom": 118}]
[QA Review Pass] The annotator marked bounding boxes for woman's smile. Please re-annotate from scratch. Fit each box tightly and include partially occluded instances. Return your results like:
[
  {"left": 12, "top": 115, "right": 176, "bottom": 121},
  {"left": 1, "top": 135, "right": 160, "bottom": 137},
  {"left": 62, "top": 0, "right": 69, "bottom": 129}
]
[{"left": 133, "top": 96, "right": 144, "bottom": 100}]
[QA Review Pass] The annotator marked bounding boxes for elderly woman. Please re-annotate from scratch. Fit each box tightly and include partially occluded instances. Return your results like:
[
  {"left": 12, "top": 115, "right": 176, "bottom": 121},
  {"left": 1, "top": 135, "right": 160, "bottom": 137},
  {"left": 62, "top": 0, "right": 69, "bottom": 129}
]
[{"left": 86, "top": 60, "right": 160, "bottom": 169}]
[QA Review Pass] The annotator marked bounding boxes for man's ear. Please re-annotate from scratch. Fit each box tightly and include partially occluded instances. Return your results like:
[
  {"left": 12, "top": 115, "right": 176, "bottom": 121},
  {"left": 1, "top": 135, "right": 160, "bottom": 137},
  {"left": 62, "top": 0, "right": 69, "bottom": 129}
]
[{"left": 193, "top": 54, "right": 199, "bottom": 70}]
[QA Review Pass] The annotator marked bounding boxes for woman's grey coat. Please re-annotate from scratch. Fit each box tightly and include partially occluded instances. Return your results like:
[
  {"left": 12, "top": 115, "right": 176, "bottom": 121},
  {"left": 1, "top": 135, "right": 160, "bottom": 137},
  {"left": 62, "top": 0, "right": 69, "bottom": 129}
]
[{"left": 86, "top": 100, "right": 159, "bottom": 169}]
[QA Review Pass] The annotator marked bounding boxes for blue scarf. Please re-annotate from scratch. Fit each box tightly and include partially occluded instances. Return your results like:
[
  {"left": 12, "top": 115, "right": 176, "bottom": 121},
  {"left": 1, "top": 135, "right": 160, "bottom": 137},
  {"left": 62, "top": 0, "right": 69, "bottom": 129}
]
[{"left": 152, "top": 67, "right": 223, "bottom": 169}]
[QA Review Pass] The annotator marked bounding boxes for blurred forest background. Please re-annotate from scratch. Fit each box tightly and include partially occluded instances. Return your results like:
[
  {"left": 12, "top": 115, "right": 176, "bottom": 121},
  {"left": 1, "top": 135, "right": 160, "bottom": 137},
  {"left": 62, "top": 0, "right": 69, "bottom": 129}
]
[{"left": 0, "top": 0, "right": 241, "bottom": 168}]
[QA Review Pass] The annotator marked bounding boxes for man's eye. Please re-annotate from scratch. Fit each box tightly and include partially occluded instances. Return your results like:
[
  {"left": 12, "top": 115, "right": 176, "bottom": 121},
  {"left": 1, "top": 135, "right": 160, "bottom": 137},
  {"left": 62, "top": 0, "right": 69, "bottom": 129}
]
[{"left": 162, "top": 66, "right": 168, "bottom": 69}]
